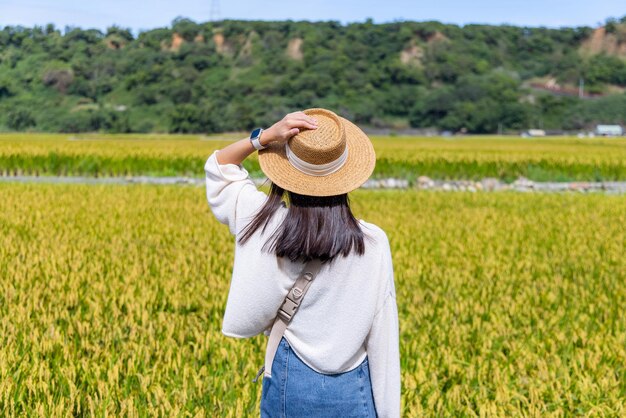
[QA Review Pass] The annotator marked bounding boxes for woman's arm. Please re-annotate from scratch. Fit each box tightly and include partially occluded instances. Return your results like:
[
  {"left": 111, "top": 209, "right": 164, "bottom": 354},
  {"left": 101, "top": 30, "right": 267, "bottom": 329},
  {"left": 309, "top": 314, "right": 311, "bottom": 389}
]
[
  {"left": 215, "top": 111, "right": 318, "bottom": 165},
  {"left": 206, "top": 111, "right": 318, "bottom": 235}
]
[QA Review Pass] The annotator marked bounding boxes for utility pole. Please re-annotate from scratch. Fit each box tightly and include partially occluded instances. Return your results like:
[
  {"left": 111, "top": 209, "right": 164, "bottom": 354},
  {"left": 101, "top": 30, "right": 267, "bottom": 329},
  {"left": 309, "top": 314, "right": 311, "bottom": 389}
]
[
  {"left": 579, "top": 77, "right": 584, "bottom": 99},
  {"left": 210, "top": 0, "right": 221, "bottom": 22}
]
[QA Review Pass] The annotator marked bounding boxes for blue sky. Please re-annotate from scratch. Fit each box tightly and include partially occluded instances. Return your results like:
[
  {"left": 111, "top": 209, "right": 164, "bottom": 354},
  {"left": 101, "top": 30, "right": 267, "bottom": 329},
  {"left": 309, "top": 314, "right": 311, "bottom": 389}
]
[{"left": 1, "top": 0, "right": 624, "bottom": 32}]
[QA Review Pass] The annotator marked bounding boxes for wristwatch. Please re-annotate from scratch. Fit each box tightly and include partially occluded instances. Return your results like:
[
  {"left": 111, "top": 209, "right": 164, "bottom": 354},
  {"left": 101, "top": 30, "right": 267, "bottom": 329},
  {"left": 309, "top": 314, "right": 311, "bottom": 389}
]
[{"left": 249, "top": 128, "right": 266, "bottom": 150}]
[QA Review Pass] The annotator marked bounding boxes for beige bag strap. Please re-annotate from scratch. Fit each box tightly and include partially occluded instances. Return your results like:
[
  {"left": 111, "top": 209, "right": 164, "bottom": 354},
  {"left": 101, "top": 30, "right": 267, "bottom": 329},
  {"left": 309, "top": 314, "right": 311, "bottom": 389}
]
[{"left": 253, "top": 258, "right": 323, "bottom": 382}]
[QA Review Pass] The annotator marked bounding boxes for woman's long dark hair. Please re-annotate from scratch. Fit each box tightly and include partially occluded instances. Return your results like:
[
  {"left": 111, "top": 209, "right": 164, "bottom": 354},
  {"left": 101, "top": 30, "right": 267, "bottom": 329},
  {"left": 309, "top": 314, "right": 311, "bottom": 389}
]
[{"left": 238, "top": 182, "right": 370, "bottom": 264}]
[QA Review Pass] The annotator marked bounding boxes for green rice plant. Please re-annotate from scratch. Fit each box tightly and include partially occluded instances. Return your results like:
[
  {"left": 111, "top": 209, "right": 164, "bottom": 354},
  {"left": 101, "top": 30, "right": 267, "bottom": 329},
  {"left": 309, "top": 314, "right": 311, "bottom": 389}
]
[{"left": 1, "top": 133, "right": 626, "bottom": 181}]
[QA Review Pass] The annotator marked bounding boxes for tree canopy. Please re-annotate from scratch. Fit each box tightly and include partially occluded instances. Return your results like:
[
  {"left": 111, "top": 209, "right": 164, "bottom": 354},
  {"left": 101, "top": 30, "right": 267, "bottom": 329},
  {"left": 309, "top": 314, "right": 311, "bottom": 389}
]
[{"left": 0, "top": 17, "right": 625, "bottom": 133}]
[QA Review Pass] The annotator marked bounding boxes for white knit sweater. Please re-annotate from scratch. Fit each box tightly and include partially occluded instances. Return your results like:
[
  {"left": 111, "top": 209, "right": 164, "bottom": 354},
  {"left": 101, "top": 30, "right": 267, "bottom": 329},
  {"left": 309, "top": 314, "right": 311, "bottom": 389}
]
[{"left": 204, "top": 150, "right": 400, "bottom": 418}]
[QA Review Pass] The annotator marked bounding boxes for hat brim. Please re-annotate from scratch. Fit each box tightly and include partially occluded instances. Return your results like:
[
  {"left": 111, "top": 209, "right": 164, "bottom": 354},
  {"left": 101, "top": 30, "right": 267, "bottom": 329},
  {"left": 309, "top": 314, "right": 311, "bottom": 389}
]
[{"left": 258, "top": 117, "right": 376, "bottom": 196}]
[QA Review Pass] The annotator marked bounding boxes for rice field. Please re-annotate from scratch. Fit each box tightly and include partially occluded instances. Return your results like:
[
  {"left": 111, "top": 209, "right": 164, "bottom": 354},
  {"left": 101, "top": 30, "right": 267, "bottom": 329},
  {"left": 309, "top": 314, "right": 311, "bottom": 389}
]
[
  {"left": 1, "top": 183, "right": 625, "bottom": 416},
  {"left": 2, "top": 133, "right": 626, "bottom": 182}
]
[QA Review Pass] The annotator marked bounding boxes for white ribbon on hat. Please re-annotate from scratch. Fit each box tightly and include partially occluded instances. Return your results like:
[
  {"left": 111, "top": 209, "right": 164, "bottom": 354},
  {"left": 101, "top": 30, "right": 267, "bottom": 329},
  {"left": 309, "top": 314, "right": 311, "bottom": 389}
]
[{"left": 285, "top": 142, "right": 349, "bottom": 176}]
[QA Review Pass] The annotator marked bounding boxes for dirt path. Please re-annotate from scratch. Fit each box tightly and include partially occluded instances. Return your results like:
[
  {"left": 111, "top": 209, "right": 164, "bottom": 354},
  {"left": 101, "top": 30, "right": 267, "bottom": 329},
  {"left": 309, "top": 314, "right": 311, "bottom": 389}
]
[{"left": 2, "top": 175, "right": 626, "bottom": 194}]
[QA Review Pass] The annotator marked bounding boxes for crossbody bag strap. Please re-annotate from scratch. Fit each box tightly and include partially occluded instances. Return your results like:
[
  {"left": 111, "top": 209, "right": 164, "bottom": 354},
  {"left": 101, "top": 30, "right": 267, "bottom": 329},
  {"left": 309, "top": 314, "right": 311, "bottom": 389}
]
[{"left": 253, "top": 258, "right": 323, "bottom": 382}]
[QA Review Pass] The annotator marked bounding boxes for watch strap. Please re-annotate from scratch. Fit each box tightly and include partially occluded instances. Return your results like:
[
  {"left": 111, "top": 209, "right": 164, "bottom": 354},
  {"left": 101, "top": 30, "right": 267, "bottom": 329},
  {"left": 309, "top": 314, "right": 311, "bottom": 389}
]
[{"left": 250, "top": 128, "right": 266, "bottom": 150}]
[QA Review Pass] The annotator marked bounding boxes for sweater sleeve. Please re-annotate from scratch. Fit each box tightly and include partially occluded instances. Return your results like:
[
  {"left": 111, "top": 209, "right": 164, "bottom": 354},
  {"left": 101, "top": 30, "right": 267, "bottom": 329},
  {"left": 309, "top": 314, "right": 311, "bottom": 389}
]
[
  {"left": 204, "top": 149, "right": 268, "bottom": 236},
  {"left": 366, "top": 239, "right": 401, "bottom": 418}
]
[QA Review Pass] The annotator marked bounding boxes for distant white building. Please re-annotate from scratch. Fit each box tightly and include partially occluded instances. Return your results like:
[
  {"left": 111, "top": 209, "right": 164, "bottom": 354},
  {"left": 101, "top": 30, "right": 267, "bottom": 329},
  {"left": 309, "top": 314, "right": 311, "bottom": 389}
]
[
  {"left": 595, "top": 125, "right": 623, "bottom": 136},
  {"left": 521, "top": 129, "right": 546, "bottom": 138}
]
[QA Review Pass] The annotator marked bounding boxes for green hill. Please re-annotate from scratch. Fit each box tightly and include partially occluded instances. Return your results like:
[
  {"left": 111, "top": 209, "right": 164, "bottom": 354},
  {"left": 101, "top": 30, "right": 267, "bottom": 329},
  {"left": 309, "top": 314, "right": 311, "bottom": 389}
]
[{"left": 1, "top": 16, "right": 625, "bottom": 134}]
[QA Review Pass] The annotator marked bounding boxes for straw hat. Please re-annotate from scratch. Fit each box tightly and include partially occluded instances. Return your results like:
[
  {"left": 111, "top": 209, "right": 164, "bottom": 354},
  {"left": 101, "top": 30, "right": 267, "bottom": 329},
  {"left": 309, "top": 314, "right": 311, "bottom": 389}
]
[{"left": 258, "top": 108, "right": 376, "bottom": 197}]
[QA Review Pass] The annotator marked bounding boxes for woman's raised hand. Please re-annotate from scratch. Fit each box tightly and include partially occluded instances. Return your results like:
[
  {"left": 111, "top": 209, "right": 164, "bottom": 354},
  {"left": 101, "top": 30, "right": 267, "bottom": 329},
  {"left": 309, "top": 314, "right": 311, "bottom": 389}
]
[
  {"left": 261, "top": 112, "right": 318, "bottom": 146},
  {"left": 214, "top": 112, "right": 318, "bottom": 165}
]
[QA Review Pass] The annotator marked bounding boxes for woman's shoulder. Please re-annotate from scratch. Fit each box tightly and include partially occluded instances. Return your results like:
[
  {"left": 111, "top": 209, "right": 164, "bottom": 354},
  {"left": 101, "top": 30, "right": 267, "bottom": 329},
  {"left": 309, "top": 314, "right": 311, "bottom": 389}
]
[
  {"left": 358, "top": 219, "right": 387, "bottom": 236},
  {"left": 358, "top": 219, "right": 390, "bottom": 249}
]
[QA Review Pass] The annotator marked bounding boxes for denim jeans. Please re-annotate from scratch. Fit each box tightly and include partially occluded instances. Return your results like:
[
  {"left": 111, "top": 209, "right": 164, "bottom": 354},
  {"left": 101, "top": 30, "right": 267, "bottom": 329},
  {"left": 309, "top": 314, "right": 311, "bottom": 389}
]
[{"left": 260, "top": 336, "right": 377, "bottom": 417}]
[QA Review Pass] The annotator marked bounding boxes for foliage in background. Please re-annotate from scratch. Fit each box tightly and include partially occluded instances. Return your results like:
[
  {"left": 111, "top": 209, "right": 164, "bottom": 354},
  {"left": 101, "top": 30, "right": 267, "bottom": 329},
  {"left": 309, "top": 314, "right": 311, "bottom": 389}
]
[
  {"left": 0, "top": 184, "right": 624, "bottom": 415},
  {"left": 0, "top": 16, "right": 626, "bottom": 134}
]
